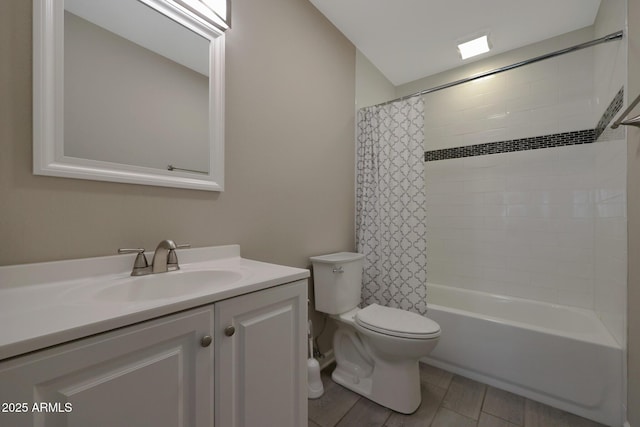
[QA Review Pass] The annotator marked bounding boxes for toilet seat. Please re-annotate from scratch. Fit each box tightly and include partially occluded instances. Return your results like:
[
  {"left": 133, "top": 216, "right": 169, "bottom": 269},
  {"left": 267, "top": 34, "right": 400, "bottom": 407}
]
[{"left": 355, "top": 304, "right": 440, "bottom": 339}]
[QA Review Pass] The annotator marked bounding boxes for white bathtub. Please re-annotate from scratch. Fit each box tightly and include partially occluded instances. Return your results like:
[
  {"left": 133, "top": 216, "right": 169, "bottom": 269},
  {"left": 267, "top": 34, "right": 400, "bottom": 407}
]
[{"left": 422, "top": 283, "right": 623, "bottom": 426}]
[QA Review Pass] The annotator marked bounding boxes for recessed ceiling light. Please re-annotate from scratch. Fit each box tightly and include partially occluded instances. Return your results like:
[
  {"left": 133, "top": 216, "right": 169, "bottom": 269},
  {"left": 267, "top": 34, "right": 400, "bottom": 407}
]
[{"left": 457, "top": 35, "right": 491, "bottom": 60}]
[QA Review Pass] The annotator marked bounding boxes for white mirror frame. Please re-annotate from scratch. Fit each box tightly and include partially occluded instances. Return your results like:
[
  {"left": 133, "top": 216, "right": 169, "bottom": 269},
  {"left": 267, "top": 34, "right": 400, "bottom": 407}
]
[{"left": 33, "top": 0, "right": 225, "bottom": 191}]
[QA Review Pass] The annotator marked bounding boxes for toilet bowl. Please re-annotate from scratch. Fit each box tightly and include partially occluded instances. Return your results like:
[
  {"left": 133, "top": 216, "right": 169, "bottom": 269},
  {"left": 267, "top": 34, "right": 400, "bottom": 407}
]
[{"left": 310, "top": 252, "right": 441, "bottom": 414}]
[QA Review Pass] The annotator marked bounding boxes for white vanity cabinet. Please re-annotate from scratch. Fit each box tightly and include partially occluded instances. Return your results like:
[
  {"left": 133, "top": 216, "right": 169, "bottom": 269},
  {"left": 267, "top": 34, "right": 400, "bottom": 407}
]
[
  {"left": 0, "top": 245, "right": 310, "bottom": 426},
  {"left": 0, "top": 279, "right": 307, "bottom": 427},
  {"left": 214, "top": 280, "right": 308, "bottom": 427},
  {"left": 0, "top": 307, "right": 214, "bottom": 427}
]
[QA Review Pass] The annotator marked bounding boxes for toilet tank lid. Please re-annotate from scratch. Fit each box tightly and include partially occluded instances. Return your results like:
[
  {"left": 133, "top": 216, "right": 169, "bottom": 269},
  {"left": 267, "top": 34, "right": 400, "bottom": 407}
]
[{"left": 309, "top": 252, "right": 364, "bottom": 264}]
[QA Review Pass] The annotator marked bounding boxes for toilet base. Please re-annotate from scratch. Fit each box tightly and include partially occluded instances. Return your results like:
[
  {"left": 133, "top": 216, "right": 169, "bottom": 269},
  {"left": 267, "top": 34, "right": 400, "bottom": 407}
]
[
  {"left": 332, "top": 358, "right": 422, "bottom": 414},
  {"left": 331, "top": 365, "right": 373, "bottom": 400}
]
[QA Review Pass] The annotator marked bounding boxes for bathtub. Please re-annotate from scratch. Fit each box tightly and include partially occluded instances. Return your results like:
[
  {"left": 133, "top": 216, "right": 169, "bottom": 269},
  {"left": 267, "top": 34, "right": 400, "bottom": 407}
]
[{"left": 422, "top": 283, "right": 623, "bottom": 426}]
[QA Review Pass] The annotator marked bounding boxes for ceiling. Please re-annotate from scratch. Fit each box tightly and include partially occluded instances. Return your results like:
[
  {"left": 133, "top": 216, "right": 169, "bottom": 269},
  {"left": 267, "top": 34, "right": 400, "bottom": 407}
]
[{"left": 308, "top": 0, "right": 602, "bottom": 86}]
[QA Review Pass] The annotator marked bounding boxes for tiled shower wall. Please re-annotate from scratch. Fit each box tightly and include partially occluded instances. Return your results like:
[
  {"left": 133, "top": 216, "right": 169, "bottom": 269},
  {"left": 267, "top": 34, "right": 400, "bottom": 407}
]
[
  {"left": 592, "top": 0, "right": 628, "bottom": 348},
  {"left": 594, "top": 138, "right": 627, "bottom": 346},
  {"left": 424, "top": 48, "right": 596, "bottom": 151},
  {"left": 426, "top": 140, "right": 625, "bottom": 311},
  {"left": 424, "top": 39, "right": 627, "bottom": 327}
]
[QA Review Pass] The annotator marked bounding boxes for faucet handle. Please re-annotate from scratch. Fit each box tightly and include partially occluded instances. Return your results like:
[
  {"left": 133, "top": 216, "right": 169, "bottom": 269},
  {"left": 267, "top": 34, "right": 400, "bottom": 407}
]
[
  {"left": 118, "top": 248, "right": 149, "bottom": 269},
  {"left": 167, "top": 244, "right": 190, "bottom": 271},
  {"left": 118, "top": 248, "right": 145, "bottom": 254}
]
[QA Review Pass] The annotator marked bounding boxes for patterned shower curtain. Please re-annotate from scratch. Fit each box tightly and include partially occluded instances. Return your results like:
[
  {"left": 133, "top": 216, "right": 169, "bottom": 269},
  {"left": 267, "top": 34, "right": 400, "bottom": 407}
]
[{"left": 356, "top": 96, "right": 427, "bottom": 315}]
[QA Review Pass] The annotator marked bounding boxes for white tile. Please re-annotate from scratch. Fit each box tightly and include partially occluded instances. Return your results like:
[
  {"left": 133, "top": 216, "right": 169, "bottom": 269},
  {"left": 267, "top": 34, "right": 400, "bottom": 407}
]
[
  {"left": 556, "top": 232, "right": 594, "bottom": 249},
  {"left": 426, "top": 205, "right": 461, "bottom": 217},
  {"left": 426, "top": 192, "right": 483, "bottom": 206},
  {"left": 529, "top": 244, "right": 564, "bottom": 262},
  {"left": 570, "top": 204, "right": 594, "bottom": 218},
  {"left": 596, "top": 174, "right": 627, "bottom": 193},
  {"left": 553, "top": 246, "right": 594, "bottom": 265},
  {"left": 556, "top": 97, "right": 595, "bottom": 120},
  {"left": 461, "top": 101, "right": 490, "bottom": 121},
  {"left": 427, "top": 215, "right": 485, "bottom": 229},
  {"left": 595, "top": 217, "right": 627, "bottom": 240},
  {"left": 480, "top": 205, "right": 507, "bottom": 217},
  {"left": 556, "top": 275, "right": 594, "bottom": 293},
  {"left": 426, "top": 228, "right": 462, "bottom": 241},
  {"left": 452, "top": 274, "right": 485, "bottom": 291},
  {"left": 483, "top": 267, "right": 530, "bottom": 286},
  {"left": 505, "top": 217, "right": 553, "bottom": 232},
  {"left": 481, "top": 240, "right": 528, "bottom": 258},
  {"left": 595, "top": 258, "right": 627, "bottom": 286},
  {"left": 464, "top": 177, "right": 506, "bottom": 193},
  {"left": 525, "top": 106, "right": 557, "bottom": 125},
  {"left": 502, "top": 191, "right": 530, "bottom": 205},
  {"left": 555, "top": 261, "right": 594, "bottom": 279},
  {"left": 426, "top": 180, "right": 466, "bottom": 194},
  {"left": 548, "top": 218, "right": 593, "bottom": 234},
  {"left": 506, "top": 255, "right": 556, "bottom": 274},
  {"left": 471, "top": 228, "right": 507, "bottom": 243},
  {"left": 505, "top": 176, "right": 538, "bottom": 191},
  {"left": 504, "top": 160, "right": 554, "bottom": 177},
  {"left": 556, "top": 289, "right": 594, "bottom": 309},
  {"left": 553, "top": 157, "right": 595, "bottom": 176},
  {"left": 484, "top": 216, "right": 508, "bottom": 230},
  {"left": 540, "top": 174, "right": 596, "bottom": 190},
  {"left": 558, "top": 48, "right": 592, "bottom": 75},
  {"left": 506, "top": 205, "right": 529, "bottom": 217},
  {"left": 483, "top": 192, "right": 506, "bottom": 205},
  {"left": 425, "top": 125, "right": 446, "bottom": 141},
  {"left": 505, "top": 95, "right": 534, "bottom": 114},
  {"left": 530, "top": 77, "right": 559, "bottom": 96},
  {"left": 596, "top": 203, "right": 626, "bottom": 218},
  {"left": 508, "top": 230, "right": 557, "bottom": 247},
  {"left": 465, "top": 153, "right": 504, "bottom": 168},
  {"left": 464, "top": 128, "right": 508, "bottom": 145},
  {"left": 474, "top": 279, "right": 516, "bottom": 297},
  {"left": 425, "top": 269, "right": 448, "bottom": 285},
  {"left": 534, "top": 272, "right": 565, "bottom": 289},
  {"left": 457, "top": 118, "right": 487, "bottom": 135}
]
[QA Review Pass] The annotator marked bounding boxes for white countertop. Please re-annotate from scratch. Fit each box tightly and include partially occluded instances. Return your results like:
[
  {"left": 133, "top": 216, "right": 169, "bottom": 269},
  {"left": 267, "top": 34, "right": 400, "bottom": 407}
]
[{"left": 0, "top": 245, "right": 309, "bottom": 361}]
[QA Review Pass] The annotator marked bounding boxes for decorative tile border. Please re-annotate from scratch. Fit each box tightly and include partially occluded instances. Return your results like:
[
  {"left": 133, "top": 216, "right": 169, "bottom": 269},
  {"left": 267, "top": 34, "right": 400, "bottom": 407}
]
[
  {"left": 424, "top": 87, "right": 624, "bottom": 162},
  {"left": 595, "top": 87, "right": 624, "bottom": 141},
  {"left": 424, "top": 129, "right": 595, "bottom": 162}
]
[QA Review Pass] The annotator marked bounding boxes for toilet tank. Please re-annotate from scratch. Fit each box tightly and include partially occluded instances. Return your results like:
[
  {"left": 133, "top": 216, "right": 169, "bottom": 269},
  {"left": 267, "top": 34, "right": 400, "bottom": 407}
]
[{"left": 310, "top": 252, "right": 365, "bottom": 315}]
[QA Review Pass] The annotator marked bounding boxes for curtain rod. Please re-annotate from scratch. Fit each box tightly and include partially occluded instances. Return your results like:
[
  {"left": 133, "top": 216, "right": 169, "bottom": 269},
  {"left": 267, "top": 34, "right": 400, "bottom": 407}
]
[{"left": 367, "top": 30, "right": 623, "bottom": 109}]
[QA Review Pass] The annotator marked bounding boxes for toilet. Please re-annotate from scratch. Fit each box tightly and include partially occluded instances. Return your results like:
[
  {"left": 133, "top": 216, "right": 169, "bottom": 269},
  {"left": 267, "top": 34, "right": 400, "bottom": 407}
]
[{"left": 310, "top": 252, "right": 440, "bottom": 414}]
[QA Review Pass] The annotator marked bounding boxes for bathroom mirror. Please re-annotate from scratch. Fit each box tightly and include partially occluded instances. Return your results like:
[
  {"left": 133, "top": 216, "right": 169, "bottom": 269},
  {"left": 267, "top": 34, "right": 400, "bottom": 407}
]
[{"left": 33, "top": 0, "right": 225, "bottom": 191}]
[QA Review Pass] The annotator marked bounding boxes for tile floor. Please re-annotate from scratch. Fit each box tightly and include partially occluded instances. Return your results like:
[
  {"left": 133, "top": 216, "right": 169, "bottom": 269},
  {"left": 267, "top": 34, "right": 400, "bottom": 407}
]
[{"left": 308, "top": 363, "right": 607, "bottom": 427}]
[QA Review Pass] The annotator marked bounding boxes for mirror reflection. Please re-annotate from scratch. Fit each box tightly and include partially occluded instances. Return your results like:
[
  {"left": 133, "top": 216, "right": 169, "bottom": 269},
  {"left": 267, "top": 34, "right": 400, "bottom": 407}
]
[{"left": 64, "top": 0, "right": 211, "bottom": 174}]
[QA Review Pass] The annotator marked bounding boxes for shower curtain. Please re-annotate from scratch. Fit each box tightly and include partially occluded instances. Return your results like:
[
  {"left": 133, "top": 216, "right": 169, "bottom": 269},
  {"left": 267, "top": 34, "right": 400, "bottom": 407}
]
[{"left": 356, "top": 96, "right": 427, "bottom": 315}]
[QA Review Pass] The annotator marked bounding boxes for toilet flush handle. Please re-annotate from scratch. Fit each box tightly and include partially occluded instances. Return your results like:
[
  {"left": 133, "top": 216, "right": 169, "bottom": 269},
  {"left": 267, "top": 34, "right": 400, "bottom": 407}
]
[{"left": 332, "top": 266, "right": 344, "bottom": 273}]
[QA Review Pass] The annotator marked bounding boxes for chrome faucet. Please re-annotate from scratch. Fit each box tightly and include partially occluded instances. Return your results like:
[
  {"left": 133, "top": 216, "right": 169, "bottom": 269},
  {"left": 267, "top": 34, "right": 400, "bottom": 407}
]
[
  {"left": 152, "top": 239, "right": 178, "bottom": 273},
  {"left": 118, "top": 240, "right": 190, "bottom": 276}
]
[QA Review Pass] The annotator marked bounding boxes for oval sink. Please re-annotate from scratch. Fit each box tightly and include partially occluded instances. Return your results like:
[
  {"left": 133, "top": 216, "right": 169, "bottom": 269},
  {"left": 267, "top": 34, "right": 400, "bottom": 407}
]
[{"left": 96, "top": 270, "right": 243, "bottom": 302}]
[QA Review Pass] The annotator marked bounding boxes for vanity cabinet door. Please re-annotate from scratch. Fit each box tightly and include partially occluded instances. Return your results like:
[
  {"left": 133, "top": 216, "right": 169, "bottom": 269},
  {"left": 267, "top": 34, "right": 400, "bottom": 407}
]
[
  {"left": 0, "top": 307, "right": 214, "bottom": 427},
  {"left": 215, "top": 280, "right": 307, "bottom": 427}
]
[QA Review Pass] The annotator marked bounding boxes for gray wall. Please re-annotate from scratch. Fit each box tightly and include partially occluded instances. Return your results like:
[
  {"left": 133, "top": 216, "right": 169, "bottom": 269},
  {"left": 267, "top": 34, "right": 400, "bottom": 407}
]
[
  {"left": 0, "top": 0, "right": 356, "bottom": 268},
  {"left": 355, "top": 49, "right": 396, "bottom": 109},
  {"left": 627, "top": 0, "right": 640, "bottom": 423}
]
